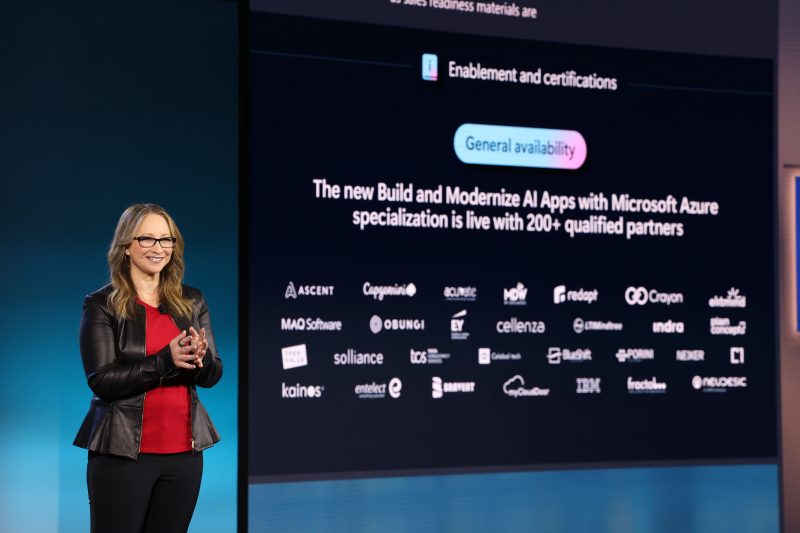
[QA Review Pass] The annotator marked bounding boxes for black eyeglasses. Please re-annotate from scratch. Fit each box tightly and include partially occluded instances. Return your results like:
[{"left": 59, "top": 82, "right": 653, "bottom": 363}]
[{"left": 133, "top": 236, "right": 177, "bottom": 248}]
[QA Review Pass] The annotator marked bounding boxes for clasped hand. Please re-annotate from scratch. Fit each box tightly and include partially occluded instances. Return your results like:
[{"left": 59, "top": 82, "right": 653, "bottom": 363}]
[{"left": 169, "top": 327, "right": 208, "bottom": 370}]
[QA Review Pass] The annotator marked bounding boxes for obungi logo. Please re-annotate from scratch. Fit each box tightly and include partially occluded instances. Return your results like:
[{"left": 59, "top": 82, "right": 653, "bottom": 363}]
[
  {"left": 363, "top": 282, "right": 417, "bottom": 301},
  {"left": 503, "top": 282, "right": 528, "bottom": 305},
  {"left": 676, "top": 349, "right": 705, "bottom": 362},
  {"left": 627, "top": 376, "right": 667, "bottom": 394},
  {"left": 444, "top": 286, "right": 477, "bottom": 302},
  {"left": 616, "top": 348, "right": 655, "bottom": 363},
  {"left": 547, "top": 347, "right": 591, "bottom": 364},
  {"left": 432, "top": 376, "right": 476, "bottom": 398},
  {"left": 451, "top": 309, "right": 469, "bottom": 340},
  {"left": 625, "top": 286, "right": 684, "bottom": 306},
  {"left": 710, "top": 317, "right": 746, "bottom": 336},
  {"left": 371, "top": 315, "right": 425, "bottom": 334},
  {"left": 709, "top": 288, "right": 747, "bottom": 308},
  {"left": 410, "top": 348, "right": 450, "bottom": 365},
  {"left": 554, "top": 285, "right": 599, "bottom": 304},
  {"left": 333, "top": 349, "right": 384, "bottom": 365},
  {"left": 281, "top": 317, "right": 342, "bottom": 331},
  {"left": 692, "top": 375, "right": 748, "bottom": 393},
  {"left": 576, "top": 377, "right": 601, "bottom": 394},
  {"left": 285, "top": 281, "right": 334, "bottom": 299},
  {"left": 281, "top": 344, "right": 308, "bottom": 370},
  {"left": 652, "top": 320, "right": 684, "bottom": 333},
  {"left": 354, "top": 378, "right": 402, "bottom": 399},
  {"left": 503, "top": 375, "right": 550, "bottom": 397},
  {"left": 282, "top": 382, "right": 323, "bottom": 398}
]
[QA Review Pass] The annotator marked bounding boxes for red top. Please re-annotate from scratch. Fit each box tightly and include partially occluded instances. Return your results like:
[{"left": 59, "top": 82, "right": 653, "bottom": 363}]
[{"left": 138, "top": 299, "right": 192, "bottom": 454}]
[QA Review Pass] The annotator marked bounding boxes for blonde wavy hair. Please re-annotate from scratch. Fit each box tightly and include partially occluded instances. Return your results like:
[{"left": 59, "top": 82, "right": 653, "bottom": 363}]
[{"left": 107, "top": 204, "right": 194, "bottom": 320}]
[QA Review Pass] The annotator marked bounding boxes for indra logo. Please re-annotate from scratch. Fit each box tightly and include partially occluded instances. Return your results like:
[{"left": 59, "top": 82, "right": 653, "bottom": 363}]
[
  {"left": 281, "top": 382, "right": 324, "bottom": 399},
  {"left": 625, "top": 286, "right": 684, "bottom": 306},
  {"left": 576, "top": 377, "right": 601, "bottom": 394},
  {"left": 692, "top": 375, "right": 747, "bottom": 393},
  {"left": 410, "top": 348, "right": 450, "bottom": 365},
  {"left": 443, "top": 286, "right": 477, "bottom": 302},
  {"left": 285, "top": 281, "right": 334, "bottom": 299},
  {"left": 371, "top": 315, "right": 425, "bottom": 334},
  {"left": 432, "top": 376, "right": 476, "bottom": 398},
  {"left": 709, "top": 288, "right": 747, "bottom": 308},
  {"left": 503, "top": 375, "right": 550, "bottom": 397},
  {"left": 652, "top": 320, "right": 684, "bottom": 333},
  {"left": 554, "top": 285, "right": 599, "bottom": 304},
  {"left": 363, "top": 282, "right": 417, "bottom": 301},
  {"left": 281, "top": 344, "right": 308, "bottom": 370},
  {"left": 503, "top": 282, "right": 528, "bottom": 305}
]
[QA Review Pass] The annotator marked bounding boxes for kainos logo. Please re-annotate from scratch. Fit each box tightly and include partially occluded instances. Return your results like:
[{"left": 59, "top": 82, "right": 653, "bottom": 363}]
[
  {"left": 627, "top": 376, "right": 667, "bottom": 394},
  {"left": 554, "top": 285, "right": 599, "bottom": 304},
  {"left": 573, "top": 318, "right": 622, "bottom": 334},
  {"left": 334, "top": 349, "right": 384, "bottom": 365},
  {"left": 281, "top": 344, "right": 308, "bottom": 370},
  {"left": 281, "top": 317, "right": 343, "bottom": 331},
  {"left": 625, "top": 286, "right": 684, "bottom": 306},
  {"left": 503, "top": 375, "right": 550, "bottom": 398},
  {"left": 709, "top": 288, "right": 747, "bottom": 308},
  {"left": 616, "top": 348, "right": 655, "bottom": 363},
  {"left": 503, "top": 282, "right": 528, "bottom": 305},
  {"left": 710, "top": 317, "right": 747, "bottom": 336},
  {"left": 363, "top": 282, "right": 417, "bottom": 301},
  {"left": 370, "top": 315, "right": 425, "bottom": 334},
  {"left": 444, "top": 286, "right": 477, "bottom": 301},
  {"left": 576, "top": 377, "right": 601, "bottom": 394},
  {"left": 479, "top": 347, "right": 521, "bottom": 364},
  {"left": 496, "top": 317, "right": 545, "bottom": 334},
  {"left": 547, "top": 347, "right": 592, "bottom": 364},
  {"left": 692, "top": 375, "right": 748, "bottom": 393},
  {"left": 354, "top": 378, "right": 402, "bottom": 399},
  {"left": 652, "top": 320, "right": 684, "bottom": 333},
  {"left": 451, "top": 309, "right": 469, "bottom": 340},
  {"left": 281, "top": 382, "right": 324, "bottom": 399},
  {"left": 676, "top": 349, "right": 705, "bottom": 362},
  {"left": 285, "top": 281, "right": 334, "bottom": 299},
  {"left": 432, "top": 376, "right": 476, "bottom": 398},
  {"left": 410, "top": 348, "right": 450, "bottom": 364},
  {"left": 730, "top": 347, "right": 745, "bottom": 365}
]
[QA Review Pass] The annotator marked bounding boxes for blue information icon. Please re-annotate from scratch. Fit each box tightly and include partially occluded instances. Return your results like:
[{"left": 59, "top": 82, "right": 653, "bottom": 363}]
[{"left": 422, "top": 53, "right": 438, "bottom": 81}]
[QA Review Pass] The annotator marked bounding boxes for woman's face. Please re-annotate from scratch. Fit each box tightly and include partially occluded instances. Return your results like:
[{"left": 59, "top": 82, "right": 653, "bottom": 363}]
[{"left": 125, "top": 213, "right": 173, "bottom": 278}]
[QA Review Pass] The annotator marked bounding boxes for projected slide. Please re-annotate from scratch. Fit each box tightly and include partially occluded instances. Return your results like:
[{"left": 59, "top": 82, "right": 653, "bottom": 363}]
[{"left": 247, "top": 13, "right": 775, "bottom": 480}]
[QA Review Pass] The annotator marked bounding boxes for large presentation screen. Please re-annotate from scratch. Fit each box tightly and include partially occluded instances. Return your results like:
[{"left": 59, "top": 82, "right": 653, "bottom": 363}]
[{"left": 247, "top": 6, "right": 775, "bottom": 482}]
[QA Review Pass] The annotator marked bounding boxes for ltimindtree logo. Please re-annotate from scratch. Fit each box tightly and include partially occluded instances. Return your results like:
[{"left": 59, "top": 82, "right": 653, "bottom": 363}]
[
  {"left": 363, "top": 282, "right": 417, "bottom": 301},
  {"left": 573, "top": 318, "right": 622, "bottom": 334},
  {"left": 616, "top": 348, "right": 655, "bottom": 363},
  {"left": 627, "top": 376, "right": 667, "bottom": 394},
  {"left": 285, "top": 281, "right": 334, "bottom": 299},
  {"left": 692, "top": 375, "right": 747, "bottom": 393},
  {"left": 625, "top": 286, "right": 684, "bottom": 306},
  {"left": 554, "top": 285, "right": 599, "bottom": 304},
  {"left": 652, "top": 320, "right": 684, "bottom": 333},
  {"left": 547, "top": 347, "right": 591, "bottom": 364},
  {"left": 503, "top": 375, "right": 550, "bottom": 397},
  {"left": 676, "top": 349, "right": 704, "bottom": 362},
  {"left": 281, "top": 317, "right": 342, "bottom": 331},
  {"left": 432, "top": 376, "right": 476, "bottom": 398},
  {"left": 333, "top": 349, "right": 384, "bottom": 365},
  {"left": 576, "top": 377, "right": 601, "bottom": 394},
  {"left": 281, "top": 382, "right": 324, "bottom": 398},
  {"left": 370, "top": 315, "right": 425, "bottom": 334},
  {"left": 451, "top": 309, "right": 469, "bottom": 340},
  {"left": 354, "top": 378, "right": 402, "bottom": 399},
  {"left": 444, "top": 286, "right": 477, "bottom": 302},
  {"left": 710, "top": 317, "right": 746, "bottom": 336},
  {"left": 709, "top": 288, "right": 747, "bottom": 308},
  {"left": 281, "top": 344, "right": 308, "bottom": 370},
  {"left": 410, "top": 348, "right": 450, "bottom": 365},
  {"left": 503, "top": 282, "right": 528, "bottom": 305}
]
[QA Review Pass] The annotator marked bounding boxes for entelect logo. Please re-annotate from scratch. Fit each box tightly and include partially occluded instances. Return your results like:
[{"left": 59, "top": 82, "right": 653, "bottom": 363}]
[
  {"left": 432, "top": 376, "right": 476, "bottom": 399},
  {"left": 710, "top": 317, "right": 746, "bottom": 336},
  {"left": 625, "top": 286, "right": 684, "bottom": 306},
  {"left": 554, "top": 285, "right": 599, "bottom": 304},
  {"left": 451, "top": 309, "right": 469, "bottom": 340},
  {"left": 285, "top": 281, "right": 334, "bottom": 299},
  {"left": 709, "top": 287, "right": 746, "bottom": 308},
  {"left": 547, "top": 347, "right": 591, "bottom": 364},
  {"left": 281, "top": 382, "right": 324, "bottom": 399},
  {"left": 444, "top": 286, "right": 477, "bottom": 302},
  {"left": 503, "top": 282, "right": 528, "bottom": 305},
  {"left": 281, "top": 344, "right": 308, "bottom": 370},
  {"left": 354, "top": 378, "right": 402, "bottom": 399},
  {"left": 503, "top": 375, "right": 550, "bottom": 397},
  {"left": 281, "top": 317, "right": 342, "bottom": 331},
  {"left": 363, "top": 282, "right": 417, "bottom": 301},
  {"left": 333, "top": 349, "right": 384, "bottom": 365},
  {"left": 692, "top": 375, "right": 748, "bottom": 393},
  {"left": 371, "top": 315, "right": 425, "bottom": 334},
  {"left": 576, "top": 377, "right": 601, "bottom": 394},
  {"left": 410, "top": 348, "right": 450, "bottom": 365},
  {"left": 652, "top": 320, "right": 684, "bottom": 334}
]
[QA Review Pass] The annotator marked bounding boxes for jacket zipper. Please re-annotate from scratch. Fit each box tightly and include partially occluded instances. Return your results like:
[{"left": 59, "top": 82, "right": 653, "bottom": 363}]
[{"left": 170, "top": 314, "right": 196, "bottom": 453}]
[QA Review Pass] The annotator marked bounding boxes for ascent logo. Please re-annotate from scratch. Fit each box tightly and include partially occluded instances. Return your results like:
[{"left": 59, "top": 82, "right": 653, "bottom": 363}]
[
  {"left": 554, "top": 285, "right": 599, "bottom": 304},
  {"left": 616, "top": 348, "right": 655, "bottom": 363},
  {"left": 503, "top": 375, "right": 550, "bottom": 397},
  {"left": 410, "top": 348, "right": 450, "bottom": 365},
  {"left": 285, "top": 281, "right": 334, "bottom": 299},
  {"left": 676, "top": 349, "right": 705, "bottom": 362},
  {"left": 432, "top": 376, "right": 476, "bottom": 398},
  {"left": 281, "top": 382, "right": 324, "bottom": 399},
  {"left": 576, "top": 377, "right": 601, "bottom": 394},
  {"left": 627, "top": 376, "right": 667, "bottom": 394},
  {"left": 710, "top": 317, "right": 746, "bottom": 336},
  {"left": 692, "top": 375, "right": 748, "bottom": 393},
  {"left": 547, "top": 347, "right": 591, "bottom": 364},
  {"left": 652, "top": 320, "right": 684, "bottom": 333},
  {"left": 354, "top": 378, "right": 402, "bottom": 399},
  {"left": 370, "top": 315, "right": 425, "bottom": 334},
  {"left": 709, "top": 287, "right": 747, "bottom": 308},
  {"left": 625, "top": 286, "right": 684, "bottom": 306},
  {"left": 363, "top": 282, "right": 417, "bottom": 301},
  {"left": 451, "top": 309, "right": 469, "bottom": 340},
  {"left": 443, "top": 286, "right": 477, "bottom": 302},
  {"left": 503, "top": 282, "right": 528, "bottom": 305},
  {"left": 333, "top": 349, "right": 384, "bottom": 365},
  {"left": 281, "top": 344, "right": 308, "bottom": 370},
  {"left": 281, "top": 317, "right": 342, "bottom": 331}
]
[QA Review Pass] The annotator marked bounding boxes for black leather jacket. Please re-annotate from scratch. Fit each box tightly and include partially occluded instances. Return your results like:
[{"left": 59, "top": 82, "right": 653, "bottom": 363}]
[{"left": 73, "top": 284, "right": 222, "bottom": 459}]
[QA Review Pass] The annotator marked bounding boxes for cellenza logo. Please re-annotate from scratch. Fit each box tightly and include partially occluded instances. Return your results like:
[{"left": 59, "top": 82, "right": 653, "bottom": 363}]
[
  {"left": 370, "top": 315, "right": 425, "bottom": 334},
  {"left": 692, "top": 375, "right": 747, "bottom": 392},
  {"left": 363, "top": 282, "right": 417, "bottom": 301},
  {"left": 503, "top": 375, "right": 550, "bottom": 397},
  {"left": 554, "top": 285, "right": 599, "bottom": 304},
  {"left": 285, "top": 281, "right": 334, "bottom": 299},
  {"left": 708, "top": 287, "right": 746, "bottom": 308},
  {"left": 432, "top": 377, "right": 476, "bottom": 399},
  {"left": 281, "top": 317, "right": 342, "bottom": 331},
  {"left": 627, "top": 376, "right": 667, "bottom": 394},
  {"left": 281, "top": 382, "right": 323, "bottom": 398},
  {"left": 496, "top": 318, "right": 545, "bottom": 334},
  {"left": 625, "top": 286, "right": 684, "bottom": 306}
]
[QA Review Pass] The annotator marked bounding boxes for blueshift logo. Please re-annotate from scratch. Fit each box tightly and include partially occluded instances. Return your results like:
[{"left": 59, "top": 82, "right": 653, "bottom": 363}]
[{"left": 422, "top": 53, "right": 438, "bottom": 81}]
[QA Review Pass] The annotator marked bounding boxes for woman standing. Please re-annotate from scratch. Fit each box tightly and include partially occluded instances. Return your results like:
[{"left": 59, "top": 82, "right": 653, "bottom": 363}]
[{"left": 74, "top": 204, "right": 222, "bottom": 532}]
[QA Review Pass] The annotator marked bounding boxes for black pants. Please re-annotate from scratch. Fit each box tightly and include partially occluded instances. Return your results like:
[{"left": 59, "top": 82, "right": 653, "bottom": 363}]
[{"left": 87, "top": 451, "right": 203, "bottom": 533}]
